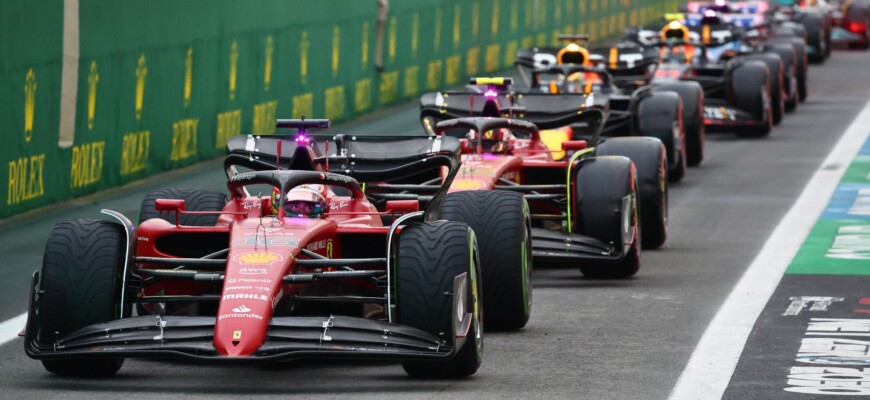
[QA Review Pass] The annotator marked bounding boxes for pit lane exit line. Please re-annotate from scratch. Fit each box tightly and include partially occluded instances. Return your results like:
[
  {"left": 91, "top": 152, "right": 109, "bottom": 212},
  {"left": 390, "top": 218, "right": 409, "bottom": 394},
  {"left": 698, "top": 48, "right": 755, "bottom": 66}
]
[{"left": 668, "top": 98, "right": 870, "bottom": 400}]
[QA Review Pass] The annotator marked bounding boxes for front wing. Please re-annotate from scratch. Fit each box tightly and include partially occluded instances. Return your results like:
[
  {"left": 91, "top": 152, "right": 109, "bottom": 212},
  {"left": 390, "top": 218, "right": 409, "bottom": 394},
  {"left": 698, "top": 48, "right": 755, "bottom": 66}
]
[{"left": 24, "top": 271, "right": 472, "bottom": 363}]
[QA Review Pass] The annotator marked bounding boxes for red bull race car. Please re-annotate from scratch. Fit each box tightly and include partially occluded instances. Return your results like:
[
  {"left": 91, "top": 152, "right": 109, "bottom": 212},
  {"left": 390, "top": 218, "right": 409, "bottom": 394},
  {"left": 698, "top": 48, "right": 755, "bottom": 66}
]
[{"left": 24, "top": 119, "right": 484, "bottom": 378}]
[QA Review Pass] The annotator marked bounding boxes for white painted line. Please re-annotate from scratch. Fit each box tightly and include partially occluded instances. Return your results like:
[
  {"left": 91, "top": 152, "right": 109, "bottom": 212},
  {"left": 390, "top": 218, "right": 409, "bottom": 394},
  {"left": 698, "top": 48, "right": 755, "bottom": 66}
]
[
  {"left": 669, "top": 98, "right": 870, "bottom": 400},
  {"left": 58, "top": 0, "right": 79, "bottom": 149},
  {"left": 0, "top": 313, "right": 28, "bottom": 347}
]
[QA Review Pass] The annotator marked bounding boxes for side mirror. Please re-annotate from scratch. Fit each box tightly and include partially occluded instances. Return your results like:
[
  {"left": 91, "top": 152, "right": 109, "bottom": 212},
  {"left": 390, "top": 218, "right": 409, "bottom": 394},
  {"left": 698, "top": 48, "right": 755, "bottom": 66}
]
[
  {"left": 155, "top": 199, "right": 186, "bottom": 226},
  {"left": 386, "top": 200, "right": 419, "bottom": 215},
  {"left": 561, "top": 140, "right": 588, "bottom": 151},
  {"left": 155, "top": 199, "right": 186, "bottom": 212}
]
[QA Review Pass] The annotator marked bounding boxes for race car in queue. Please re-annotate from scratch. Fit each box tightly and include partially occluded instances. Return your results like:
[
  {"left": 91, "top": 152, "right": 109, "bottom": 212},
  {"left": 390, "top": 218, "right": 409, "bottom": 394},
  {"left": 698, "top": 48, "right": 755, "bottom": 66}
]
[
  {"left": 831, "top": 0, "right": 870, "bottom": 49},
  {"left": 24, "top": 119, "right": 485, "bottom": 378},
  {"left": 516, "top": 34, "right": 703, "bottom": 173},
  {"left": 403, "top": 78, "right": 668, "bottom": 279},
  {"left": 686, "top": 0, "right": 832, "bottom": 62},
  {"left": 614, "top": 19, "right": 784, "bottom": 137}
]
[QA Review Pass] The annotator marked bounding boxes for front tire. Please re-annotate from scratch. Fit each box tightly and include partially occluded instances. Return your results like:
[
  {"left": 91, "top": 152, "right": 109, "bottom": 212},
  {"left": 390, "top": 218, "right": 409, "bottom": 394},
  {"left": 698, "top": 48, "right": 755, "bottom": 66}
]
[
  {"left": 652, "top": 82, "right": 705, "bottom": 167},
  {"left": 37, "top": 219, "right": 127, "bottom": 377},
  {"left": 397, "top": 221, "right": 483, "bottom": 378},
  {"left": 729, "top": 59, "right": 772, "bottom": 138},
  {"left": 440, "top": 191, "right": 532, "bottom": 331}
]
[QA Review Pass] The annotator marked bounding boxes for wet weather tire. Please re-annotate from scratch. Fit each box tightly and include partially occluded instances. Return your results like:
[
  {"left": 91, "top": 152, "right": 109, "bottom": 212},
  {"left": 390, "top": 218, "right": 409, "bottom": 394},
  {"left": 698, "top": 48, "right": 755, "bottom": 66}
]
[
  {"left": 139, "top": 188, "right": 227, "bottom": 225},
  {"left": 397, "top": 221, "right": 483, "bottom": 378},
  {"left": 440, "top": 191, "right": 532, "bottom": 331},
  {"left": 37, "top": 219, "right": 127, "bottom": 377}
]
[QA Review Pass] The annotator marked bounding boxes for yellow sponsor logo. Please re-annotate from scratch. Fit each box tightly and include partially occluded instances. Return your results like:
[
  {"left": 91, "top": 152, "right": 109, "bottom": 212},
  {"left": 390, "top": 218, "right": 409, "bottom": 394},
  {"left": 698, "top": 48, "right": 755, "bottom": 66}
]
[
  {"left": 170, "top": 119, "right": 199, "bottom": 162},
  {"left": 253, "top": 100, "right": 278, "bottom": 134},
  {"left": 88, "top": 61, "right": 99, "bottom": 129},
  {"left": 7, "top": 154, "right": 45, "bottom": 205},
  {"left": 229, "top": 41, "right": 238, "bottom": 99},
  {"left": 236, "top": 252, "right": 282, "bottom": 265},
  {"left": 70, "top": 141, "right": 105, "bottom": 189},
  {"left": 233, "top": 331, "right": 242, "bottom": 340},
  {"left": 452, "top": 179, "right": 485, "bottom": 190},
  {"left": 24, "top": 69, "right": 36, "bottom": 141},
  {"left": 121, "top": 131, "right": 150, "bottom": 175},
  {"left": 135, "top": 55, "right": 147, "bottom": 120},
  {"left": 216, "top": 109, "right": 242, "bottom": 149}
]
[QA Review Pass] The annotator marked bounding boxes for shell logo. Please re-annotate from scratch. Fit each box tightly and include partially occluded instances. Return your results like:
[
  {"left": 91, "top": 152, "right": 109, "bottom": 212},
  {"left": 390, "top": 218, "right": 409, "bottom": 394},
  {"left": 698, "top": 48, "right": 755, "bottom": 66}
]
[
  {"left": 235, "top": 252, "right": 282, "bottom": 265},
  {"left": 452, "top": 179, "right": 485, "bottom": 190}
]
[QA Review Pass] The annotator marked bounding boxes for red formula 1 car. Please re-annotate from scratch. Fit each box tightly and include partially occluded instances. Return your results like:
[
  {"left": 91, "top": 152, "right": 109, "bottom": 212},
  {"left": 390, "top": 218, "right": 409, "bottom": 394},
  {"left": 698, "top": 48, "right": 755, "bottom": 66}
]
[{"left": 24, "top": 119, "right": 484, "bottom": 378}]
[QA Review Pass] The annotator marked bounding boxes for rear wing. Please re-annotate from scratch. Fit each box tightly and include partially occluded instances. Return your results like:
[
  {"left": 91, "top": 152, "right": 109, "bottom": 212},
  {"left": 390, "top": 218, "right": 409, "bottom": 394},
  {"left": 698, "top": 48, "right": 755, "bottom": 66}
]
[
  {"left": 225, "top": 134, "right": 461, "bottom": 183},
  {"left": 419, "top": 91, "right": 609, "bottom": 131},
  {"left": 588, "top": 44, "right": 660, "bottom": 73}
]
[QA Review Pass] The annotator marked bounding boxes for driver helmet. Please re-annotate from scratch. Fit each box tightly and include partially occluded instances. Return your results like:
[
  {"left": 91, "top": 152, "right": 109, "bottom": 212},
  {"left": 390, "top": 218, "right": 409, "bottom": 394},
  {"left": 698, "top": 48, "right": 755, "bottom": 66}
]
[
  {"left": 701, "top": 9, "right": 723, "bottom": 25},
  {"left": 272, "top": 184, "right": 328, "bottom": 218},
  {"left": 661, "top": 20, "right": 690, "bottom": 41},
  {"left": 468, "top": 128, "right": 514, "bottom": 154}
]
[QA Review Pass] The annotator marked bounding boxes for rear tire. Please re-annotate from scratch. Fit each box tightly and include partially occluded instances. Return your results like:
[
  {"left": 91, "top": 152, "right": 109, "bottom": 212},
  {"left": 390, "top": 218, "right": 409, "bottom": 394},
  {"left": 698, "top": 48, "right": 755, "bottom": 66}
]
[
  {"left": 397, "top": 221, "right": 483, "bottom": 378},
  {"left": 440, "top": 191, "right": 532, "bottom": 331},
  {"left": 637, "top": 91, "right": 686, "bottom": 182},
  {"left": 729, "top": 59, "right": 772, "bottom": 138},
  {"left": 741, "top": 53, "right": 784, "bottom": 126},
  {"left": 596, "top": 137, "right": 668, "bottom": 249},
  {"left": 37, "top": 219, "right": 127, "bottom": 377},
  {"left": 139, "top": 188, "right": 227, "bottom": 225},
  {"left": 764, "top": 43, "right": 798, "bottom": 112},
  {"left": 652, "top": 82, "right": 705, "bottom": 166},
  {"left": 573, "top": 156, "right": 641, "bottom": 278},
  {"left": 802, "top": 13, "right": 827, "bottom": 63}
]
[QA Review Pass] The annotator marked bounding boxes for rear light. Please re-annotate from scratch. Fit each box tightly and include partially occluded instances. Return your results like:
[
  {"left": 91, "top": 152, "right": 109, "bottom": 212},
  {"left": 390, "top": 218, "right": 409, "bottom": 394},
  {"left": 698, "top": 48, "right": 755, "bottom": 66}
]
[{"left": 850, "top": 22, "right": 866, "bottom": 33}]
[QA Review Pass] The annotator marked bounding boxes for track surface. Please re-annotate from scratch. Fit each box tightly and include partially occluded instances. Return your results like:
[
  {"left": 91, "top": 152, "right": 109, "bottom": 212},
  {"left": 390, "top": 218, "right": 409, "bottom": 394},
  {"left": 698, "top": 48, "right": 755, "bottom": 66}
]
[{"left": 1, "top": 50, "right": 870, "bottom": 399}]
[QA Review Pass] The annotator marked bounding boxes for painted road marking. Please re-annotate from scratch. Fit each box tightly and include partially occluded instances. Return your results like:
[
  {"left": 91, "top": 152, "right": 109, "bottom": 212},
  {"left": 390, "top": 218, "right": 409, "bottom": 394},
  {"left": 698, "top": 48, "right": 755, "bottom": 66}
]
[
  {"left": 0, "top": 313, "right": 28, "bottom": 347},
  {"left": 669, "top": 98, "right": 870, "bottom": 400}
]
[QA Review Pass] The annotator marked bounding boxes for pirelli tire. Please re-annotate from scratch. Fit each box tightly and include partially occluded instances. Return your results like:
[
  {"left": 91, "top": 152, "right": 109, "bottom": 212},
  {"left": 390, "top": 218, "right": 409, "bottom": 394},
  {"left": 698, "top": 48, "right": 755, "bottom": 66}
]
[
  {"left": 573, "top": 156, "right": 641, "bottom": 278},
  {"left": 728, "top": 59, "right": 772, "bottom": 138},
  {"left": 652, "top": 81, "right": 705, "bottom": 166},
  {"left": 763, "top": 43, "right": 799, "bottom": 112},
  {"left": 637, "top": 91, "right": 686, "bottom": 182},
  {"left": 596, "top": 137, "right": 668, "bottom": 249},
  {"left": 801, "top": 12, "right": 827, "bottom": 63},
  {"left": 775, "top": 37, "right": 809, "bottom": 102},
  {"left": 396, "top": 221, "right": 483, "bottom": 378},
  {"left": 440, "top": 191, "right": 532, "bottom": 331},
  {"left": 741, "top": 52, "right": 785, "bottom": 126},
  {"left": 138, "top": 188, "right": 228, "bottom": 225},
  {"left": 36, "top": 219, "right": 128, "bottom": 377}
]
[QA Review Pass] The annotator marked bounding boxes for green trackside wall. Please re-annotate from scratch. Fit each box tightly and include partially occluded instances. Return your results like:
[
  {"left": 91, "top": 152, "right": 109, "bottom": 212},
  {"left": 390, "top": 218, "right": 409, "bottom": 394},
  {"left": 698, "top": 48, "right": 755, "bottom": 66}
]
[{"left": 0, "top": 0, "right": 680, "bottom": 219}]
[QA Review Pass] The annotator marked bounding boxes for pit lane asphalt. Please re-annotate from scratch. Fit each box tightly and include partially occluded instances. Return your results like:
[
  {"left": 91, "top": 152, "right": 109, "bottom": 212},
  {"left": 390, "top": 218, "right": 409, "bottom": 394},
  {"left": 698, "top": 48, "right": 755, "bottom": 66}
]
[{"left": 2, "top": 50, "right": 870, "bottom": 399}]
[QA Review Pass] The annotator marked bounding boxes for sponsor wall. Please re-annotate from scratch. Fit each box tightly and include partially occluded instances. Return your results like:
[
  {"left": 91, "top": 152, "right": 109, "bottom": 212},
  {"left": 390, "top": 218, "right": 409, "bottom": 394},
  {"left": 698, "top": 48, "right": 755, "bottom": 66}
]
[{"left": 0, "top": 0, "right": 679, "bottom": 219}]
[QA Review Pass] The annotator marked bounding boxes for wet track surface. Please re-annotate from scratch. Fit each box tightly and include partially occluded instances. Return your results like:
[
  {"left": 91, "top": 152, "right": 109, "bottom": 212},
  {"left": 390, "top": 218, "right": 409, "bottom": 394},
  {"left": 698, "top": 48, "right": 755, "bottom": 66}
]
[{"left": 1, "top": 49, "right": 870, "bottom": 399}]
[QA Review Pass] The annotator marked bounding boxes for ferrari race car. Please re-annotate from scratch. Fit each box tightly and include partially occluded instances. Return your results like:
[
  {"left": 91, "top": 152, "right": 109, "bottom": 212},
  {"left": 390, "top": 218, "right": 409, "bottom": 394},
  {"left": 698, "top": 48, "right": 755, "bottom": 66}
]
[
  {"left": 412, "top": 79, "right": 669, "bottom": 278},
  {"left": 516, "top": 36, "right": 698, "bottom": 178},
  {"left": 24, "top": 119, "right": 485, "bottom": 378}
]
